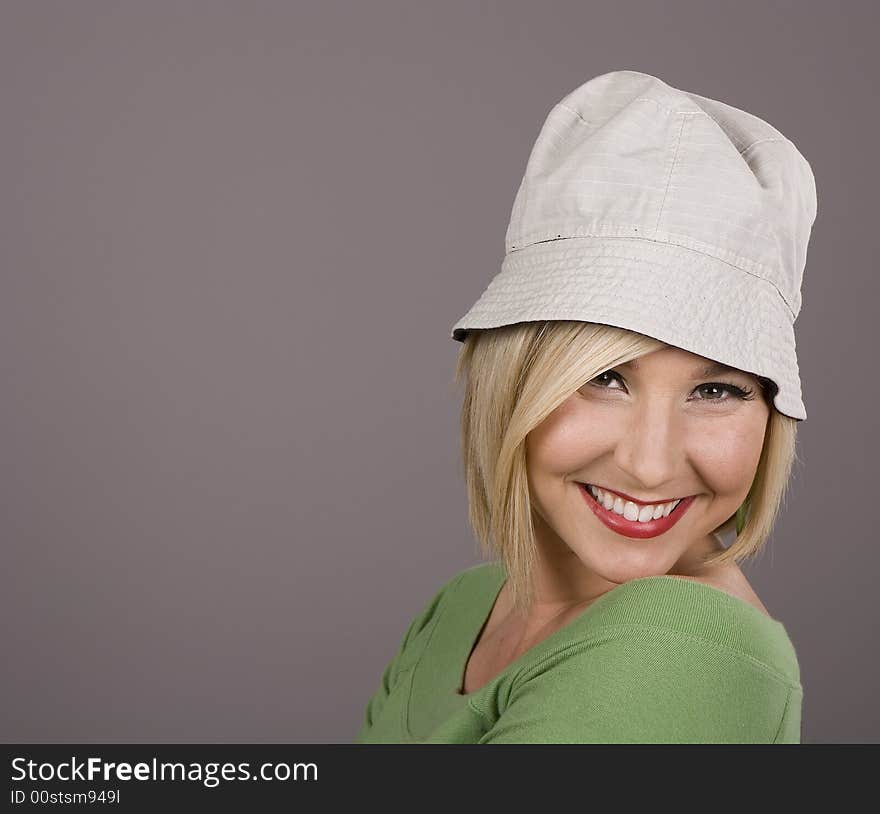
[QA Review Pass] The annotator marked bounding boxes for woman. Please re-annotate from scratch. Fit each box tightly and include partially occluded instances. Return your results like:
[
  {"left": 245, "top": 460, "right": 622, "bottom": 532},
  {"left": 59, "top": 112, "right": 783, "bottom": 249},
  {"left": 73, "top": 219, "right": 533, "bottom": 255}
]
[{"left": 355, "top": 70, "right": 817, "bottom": 744}]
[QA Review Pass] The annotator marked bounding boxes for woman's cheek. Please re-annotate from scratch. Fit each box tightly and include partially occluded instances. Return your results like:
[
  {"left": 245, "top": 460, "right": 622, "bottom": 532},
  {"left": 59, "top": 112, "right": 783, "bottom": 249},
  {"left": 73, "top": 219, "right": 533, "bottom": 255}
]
[
  {"left": 690, "top": 420, "right": 766, "bottom": 493},
  {"left": 526, "top": 400, "right": 595, "bottom": 472}
]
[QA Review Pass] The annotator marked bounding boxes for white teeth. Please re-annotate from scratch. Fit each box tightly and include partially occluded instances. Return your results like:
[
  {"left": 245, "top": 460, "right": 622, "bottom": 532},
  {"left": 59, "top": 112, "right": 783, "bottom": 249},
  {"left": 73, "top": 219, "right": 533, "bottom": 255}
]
[{"left": 587, "top": 484, "right": 682, "bottom": 523}]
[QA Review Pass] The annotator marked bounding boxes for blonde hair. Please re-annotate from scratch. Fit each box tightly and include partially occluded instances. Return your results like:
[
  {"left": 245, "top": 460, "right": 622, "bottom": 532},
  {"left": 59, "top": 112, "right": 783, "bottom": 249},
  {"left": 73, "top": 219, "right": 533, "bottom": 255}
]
[{"left": 452, "top": 321, "right": 801, "bottom": 616}]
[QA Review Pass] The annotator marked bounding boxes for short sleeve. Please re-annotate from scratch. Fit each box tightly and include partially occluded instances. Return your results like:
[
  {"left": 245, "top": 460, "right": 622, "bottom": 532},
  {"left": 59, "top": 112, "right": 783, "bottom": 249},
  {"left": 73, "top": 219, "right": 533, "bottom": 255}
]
[
  {"left": 356, "top": 570, "right": 465, "bottom": 742},
  {"left": 476, "top": 627, "right": 798, "bottom": 744}
]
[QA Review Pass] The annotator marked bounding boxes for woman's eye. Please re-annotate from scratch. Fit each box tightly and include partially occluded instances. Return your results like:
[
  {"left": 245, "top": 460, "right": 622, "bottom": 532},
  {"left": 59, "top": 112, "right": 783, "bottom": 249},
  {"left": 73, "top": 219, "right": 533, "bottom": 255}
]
[
  {"left": 588, "top": 371, "right": 626, "bottom": 390},
  {"left": 583, "top": 372, "right": 755, "bottom": 403},
  {"left": 694, "top": 382, "right": 755, "bottom": 402}
]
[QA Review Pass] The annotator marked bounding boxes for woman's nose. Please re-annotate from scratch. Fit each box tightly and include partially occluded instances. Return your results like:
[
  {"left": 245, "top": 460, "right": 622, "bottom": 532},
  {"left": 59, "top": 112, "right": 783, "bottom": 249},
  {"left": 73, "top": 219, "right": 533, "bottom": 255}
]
[{"left": 611, "top": 403, "right": 684, "bottom": 492}]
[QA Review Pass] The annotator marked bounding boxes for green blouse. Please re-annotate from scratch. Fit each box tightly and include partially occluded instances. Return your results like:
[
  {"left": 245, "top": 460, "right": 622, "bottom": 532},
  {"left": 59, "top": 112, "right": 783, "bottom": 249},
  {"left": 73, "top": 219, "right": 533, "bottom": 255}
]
[{"left": 355, "top": 561, "right": 803, "bottom": 743}]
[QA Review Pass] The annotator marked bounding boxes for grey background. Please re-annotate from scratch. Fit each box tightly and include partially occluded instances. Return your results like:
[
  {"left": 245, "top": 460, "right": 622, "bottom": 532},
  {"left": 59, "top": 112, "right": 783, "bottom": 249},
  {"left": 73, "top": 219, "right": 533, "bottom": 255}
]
[{"left": 1, "top": 1, "right": 875, "bottom": 744}]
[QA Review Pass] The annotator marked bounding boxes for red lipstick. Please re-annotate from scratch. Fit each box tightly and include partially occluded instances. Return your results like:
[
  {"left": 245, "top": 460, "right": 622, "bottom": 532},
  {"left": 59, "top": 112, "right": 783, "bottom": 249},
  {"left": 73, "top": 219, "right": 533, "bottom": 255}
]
[{"left": 578, "top": 483, "right": 696, "bottom": 540}]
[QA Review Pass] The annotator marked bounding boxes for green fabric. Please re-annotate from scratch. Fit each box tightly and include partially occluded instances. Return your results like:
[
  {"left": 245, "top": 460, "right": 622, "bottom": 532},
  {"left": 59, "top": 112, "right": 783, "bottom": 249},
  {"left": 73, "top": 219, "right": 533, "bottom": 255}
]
[{"left": 355, "top": 561, "right": 803, "bottom": 744}]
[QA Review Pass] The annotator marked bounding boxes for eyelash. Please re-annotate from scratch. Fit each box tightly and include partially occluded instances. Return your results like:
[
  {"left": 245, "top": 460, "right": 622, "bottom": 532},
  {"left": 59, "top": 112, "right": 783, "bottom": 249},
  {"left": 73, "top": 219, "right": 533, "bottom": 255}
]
[{"left": 586, "top": 370, "right": 757, "bottom": 403}]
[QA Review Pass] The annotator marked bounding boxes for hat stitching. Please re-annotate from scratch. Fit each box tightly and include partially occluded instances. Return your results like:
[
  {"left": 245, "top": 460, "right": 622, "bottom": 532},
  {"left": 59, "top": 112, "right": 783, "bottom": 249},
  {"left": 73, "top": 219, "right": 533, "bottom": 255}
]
[
  {"left": 506, "top": 228, "right": 798, "bottom": 320},
  {"left": 740, "top": 137, "right": 788, "bottom": 156},
  {"left": 654, "top": 112, "right": 687, "bottom": 235},
  {"left": 503, "top": 234, "right": 798, "bottom": 322},
  {"left": 557, "top": 95, "right": 679, "bottom": 124}
]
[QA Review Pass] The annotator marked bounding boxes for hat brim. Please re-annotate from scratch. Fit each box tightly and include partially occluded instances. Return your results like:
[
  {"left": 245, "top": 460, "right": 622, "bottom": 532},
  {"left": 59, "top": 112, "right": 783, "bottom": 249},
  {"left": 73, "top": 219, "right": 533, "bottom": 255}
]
[{"left": 450, "top": 236, "right": 805, "bottom": 421}]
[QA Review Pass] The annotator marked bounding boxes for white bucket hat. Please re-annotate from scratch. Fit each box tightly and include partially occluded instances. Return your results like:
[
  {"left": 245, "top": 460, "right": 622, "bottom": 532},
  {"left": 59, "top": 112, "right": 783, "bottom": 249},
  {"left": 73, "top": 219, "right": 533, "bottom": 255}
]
[{"left": 450, "top": 69, "right": 818, "bottom": 421}]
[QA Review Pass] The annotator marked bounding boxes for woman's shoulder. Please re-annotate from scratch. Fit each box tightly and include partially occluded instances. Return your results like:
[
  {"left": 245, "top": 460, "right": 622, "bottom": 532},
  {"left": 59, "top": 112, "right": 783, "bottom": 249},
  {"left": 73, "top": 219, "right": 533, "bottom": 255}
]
[
  {"left": 580, "top": 572, "right": 802, "bottom": 687},
  {"left": 405, "top": 561, "right": 500, "bottom": 623},
  {"left": 677, "top": 566, "right": 773, "bottom": 619},
  {"left": 425, "top": 560, "right": 504, "bottom": 603},
  {"left": 592, "top": 571, "right": 779, "bottom": 627}
]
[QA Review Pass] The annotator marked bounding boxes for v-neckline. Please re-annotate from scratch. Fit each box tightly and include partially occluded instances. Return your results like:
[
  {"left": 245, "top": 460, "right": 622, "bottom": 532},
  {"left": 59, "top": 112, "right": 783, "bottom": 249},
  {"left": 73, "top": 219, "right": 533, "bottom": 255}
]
[
  {"left": 455, "top": 567, "right": 508, "bottom": 697},
  {"left": 454, "top": 567, "right": 607, "bottom": 697}
]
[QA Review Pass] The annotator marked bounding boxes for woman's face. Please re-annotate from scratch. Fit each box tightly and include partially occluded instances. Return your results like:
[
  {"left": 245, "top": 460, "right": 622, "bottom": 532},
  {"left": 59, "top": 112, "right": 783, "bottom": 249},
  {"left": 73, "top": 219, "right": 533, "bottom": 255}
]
[{"left": 524, "top": 345, "right": 771, "bottom": 593}]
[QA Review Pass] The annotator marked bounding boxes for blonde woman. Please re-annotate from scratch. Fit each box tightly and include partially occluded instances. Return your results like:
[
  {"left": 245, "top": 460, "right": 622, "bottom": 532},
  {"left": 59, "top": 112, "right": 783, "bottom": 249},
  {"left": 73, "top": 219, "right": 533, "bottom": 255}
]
[{"left": 356, "top": 70, "right": 816, "bottom": 744}]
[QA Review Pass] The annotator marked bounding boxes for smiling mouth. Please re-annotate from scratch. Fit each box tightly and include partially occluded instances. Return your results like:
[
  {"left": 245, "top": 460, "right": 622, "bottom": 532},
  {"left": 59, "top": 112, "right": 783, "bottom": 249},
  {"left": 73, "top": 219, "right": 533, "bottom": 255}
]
[
  {"left": 581, "top": 483, "right": 688, "bottom": 521},
  {"left": 579, "top": 482, "right": 691, "bottom": 507},
  {"left": 577, "top": 482, "right": 696, "bottom": 539}
]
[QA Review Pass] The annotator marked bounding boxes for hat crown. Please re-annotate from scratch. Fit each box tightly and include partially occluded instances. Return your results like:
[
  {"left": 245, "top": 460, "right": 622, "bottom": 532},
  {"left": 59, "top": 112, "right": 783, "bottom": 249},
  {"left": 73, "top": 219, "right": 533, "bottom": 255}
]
[{"left": 505, "top": 70, "right": 818, "bottom": 319}]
